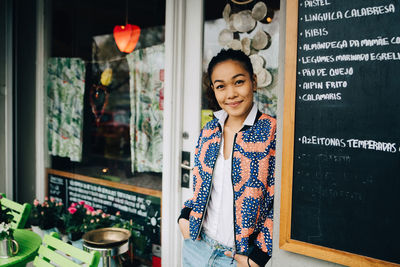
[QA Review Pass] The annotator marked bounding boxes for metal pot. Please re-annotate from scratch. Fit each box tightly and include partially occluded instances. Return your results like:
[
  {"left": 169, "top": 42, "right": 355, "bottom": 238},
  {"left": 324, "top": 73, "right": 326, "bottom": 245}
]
[
  {"left": 82, "top": 227, "right": 131, "bottom": 248},
  {"left": 0, "top": 238, "right": 19, "bottom": 258}
]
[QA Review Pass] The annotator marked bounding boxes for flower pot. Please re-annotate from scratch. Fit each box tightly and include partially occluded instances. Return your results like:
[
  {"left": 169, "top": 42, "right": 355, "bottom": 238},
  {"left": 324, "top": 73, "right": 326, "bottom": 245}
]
[
  {"left": 68, "top": 231, "right": 83, "bottom": 242},
  {"left": 0, "top": 238, "right": 19, "bottom": 258}
]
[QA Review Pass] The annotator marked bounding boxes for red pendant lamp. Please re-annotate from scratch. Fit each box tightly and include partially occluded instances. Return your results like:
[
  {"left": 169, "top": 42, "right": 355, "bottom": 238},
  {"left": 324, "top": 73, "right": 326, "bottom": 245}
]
[
  {"left": 113, "top": 24, "right": 141, "bottom": 53},
  {"left": 113, "top": 0, "right": 140, "bottom": 54}
]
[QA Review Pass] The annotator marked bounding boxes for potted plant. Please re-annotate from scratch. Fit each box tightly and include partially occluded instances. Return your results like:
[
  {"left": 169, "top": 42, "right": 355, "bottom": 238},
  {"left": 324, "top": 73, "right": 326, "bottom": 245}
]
[
  {"left": 30, "top": 197, "right": 63, "bottom": 237},
  {"left": 0, "top": 196, "right": 18, "bottom": 258},
  {"left": 62, "top": 201, "right": 89, "bottom": 242},
  {"left": 82, "top": 208, "right": 114, "bottom": 233}
]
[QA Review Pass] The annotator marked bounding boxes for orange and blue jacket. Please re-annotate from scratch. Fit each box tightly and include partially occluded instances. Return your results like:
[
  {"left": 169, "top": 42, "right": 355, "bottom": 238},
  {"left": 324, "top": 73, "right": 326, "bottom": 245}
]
[{"left": 179, "top": 111, "right": 276, "bottom": 265}]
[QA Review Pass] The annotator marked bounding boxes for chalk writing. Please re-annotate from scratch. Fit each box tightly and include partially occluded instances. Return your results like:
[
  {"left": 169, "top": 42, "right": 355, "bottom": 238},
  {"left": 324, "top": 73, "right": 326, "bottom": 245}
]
[
  {"left": 302, "top": 4, "right": 395, "bottom": 22},
  {"left": 344, "top": 5, "right": 395, "bottom": 18},
  {"left": 299, "top": 136, "right": 398, "bottom": 153},
  {"left": 303, "top": 28, "right": 328, "bottom": 38},
  {"left": 346, "top": 139, "right": 397, "bottom": 153},
  {"left": 303, "top": 0, "right": 331, "bottom": 8},
  {"left": 299, "top": 93, "right": 341, "bottom": 101},
  {"left": 304, "top": 11, "right": 342, "bottom": 22},
  {"left": 301, "top": 67, "right": 353, "bottom": 77},
  {"left": 302, "top": 40, "right": 348, "bottom": 51},
  {"left": 301, "top": 52, "right": 400, "bottom": 64},
  {"left": 302, "top": 81, "right": 348, "bottom": 90}
]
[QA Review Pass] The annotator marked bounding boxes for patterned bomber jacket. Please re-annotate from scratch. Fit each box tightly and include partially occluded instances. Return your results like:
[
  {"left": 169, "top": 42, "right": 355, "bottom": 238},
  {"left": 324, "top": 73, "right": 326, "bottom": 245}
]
[{"left": 180, "top": 111, "right": 276, "bottom": 265}]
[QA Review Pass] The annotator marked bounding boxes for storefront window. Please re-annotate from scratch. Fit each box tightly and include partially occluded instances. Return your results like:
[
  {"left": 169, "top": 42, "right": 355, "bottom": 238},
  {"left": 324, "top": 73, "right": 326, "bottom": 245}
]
[
  {"left": 48, "top": 0, "right": 165, "bottom": 188},
  {"left": 46, "top": 1, "right": 165, "bottom": 264}
]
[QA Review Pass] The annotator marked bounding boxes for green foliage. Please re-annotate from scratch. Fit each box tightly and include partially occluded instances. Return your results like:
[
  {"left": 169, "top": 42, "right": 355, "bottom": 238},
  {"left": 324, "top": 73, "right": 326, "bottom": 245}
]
[
  {"left": 30, "top": 197, "right": 63, "bottom": 230},
  {"left": 0, "top": 196, "right": 14, "bottom": 240},
  {"left": 62, "top": 201, "right": 119, "bottom": 236}
]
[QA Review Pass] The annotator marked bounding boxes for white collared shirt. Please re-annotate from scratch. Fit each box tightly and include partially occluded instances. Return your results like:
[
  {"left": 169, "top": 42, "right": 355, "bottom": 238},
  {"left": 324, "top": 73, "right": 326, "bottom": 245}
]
[{"left": 202, "top": 104, "right": 258, "bottom": 247}]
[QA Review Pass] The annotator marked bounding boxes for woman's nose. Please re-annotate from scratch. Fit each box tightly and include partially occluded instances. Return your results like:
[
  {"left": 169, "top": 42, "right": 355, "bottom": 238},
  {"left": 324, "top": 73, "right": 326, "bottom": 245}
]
[{"left": 226, "top": 85, "right": 237, "bottom": 98}]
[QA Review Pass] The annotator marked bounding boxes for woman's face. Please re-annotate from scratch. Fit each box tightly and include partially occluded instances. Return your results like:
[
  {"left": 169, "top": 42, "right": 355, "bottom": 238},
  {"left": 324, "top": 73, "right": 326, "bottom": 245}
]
[{"left": 211, "top": 60, "right": 256, "bottom": 122}]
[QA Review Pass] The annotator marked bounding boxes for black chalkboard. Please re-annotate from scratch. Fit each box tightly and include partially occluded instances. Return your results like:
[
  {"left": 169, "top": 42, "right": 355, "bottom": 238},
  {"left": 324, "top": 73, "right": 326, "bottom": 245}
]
[
  {"left": 282, "top": 0, "right": 400, "bottom": 265},
  {"left": 47, "top": 169, "right": 161, "bottom": 261}
]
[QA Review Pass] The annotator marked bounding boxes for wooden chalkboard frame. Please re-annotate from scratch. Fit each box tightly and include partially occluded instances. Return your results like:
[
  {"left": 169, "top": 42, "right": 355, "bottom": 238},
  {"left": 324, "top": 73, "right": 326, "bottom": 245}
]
[{"left": 279, "top": 1, "right": 399, "bottom": 266}]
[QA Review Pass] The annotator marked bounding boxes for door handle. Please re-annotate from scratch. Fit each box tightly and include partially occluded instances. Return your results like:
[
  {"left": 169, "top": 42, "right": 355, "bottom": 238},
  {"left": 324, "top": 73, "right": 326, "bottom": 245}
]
[
  {"left": 181, "top": 152, "right": 191, "bottom": 188},
  {"left": 181, "top": 160, "right": 193, "bottom": 170}
]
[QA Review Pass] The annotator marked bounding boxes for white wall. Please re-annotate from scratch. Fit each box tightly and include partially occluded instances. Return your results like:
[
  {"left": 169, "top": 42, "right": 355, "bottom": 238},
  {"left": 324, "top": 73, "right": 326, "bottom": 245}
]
[{"left": 271, "top": 1, "right": 344, "bottom": 266}]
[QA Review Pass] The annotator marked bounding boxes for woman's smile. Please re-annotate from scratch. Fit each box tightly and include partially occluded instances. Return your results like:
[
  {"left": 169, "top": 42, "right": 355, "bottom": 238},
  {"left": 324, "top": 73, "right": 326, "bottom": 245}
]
[{"left": 225, "top": 100, "right": 243, "bottom": 107}]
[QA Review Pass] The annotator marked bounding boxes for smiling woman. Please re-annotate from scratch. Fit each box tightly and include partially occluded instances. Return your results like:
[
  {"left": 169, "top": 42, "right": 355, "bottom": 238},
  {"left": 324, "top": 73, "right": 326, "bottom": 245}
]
[{"left": 178, "top": 49, "right": 276, "bottom": 267}]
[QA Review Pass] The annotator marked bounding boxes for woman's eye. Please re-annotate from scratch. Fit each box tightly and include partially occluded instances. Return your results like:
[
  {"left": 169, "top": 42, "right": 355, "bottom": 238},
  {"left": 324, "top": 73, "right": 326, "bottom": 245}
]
[
  {"left": 215, "top": 84, "right": 224, "bottom": 89},
  {"left": 235, "top": 80, "right": 244, "bottom": 85}
]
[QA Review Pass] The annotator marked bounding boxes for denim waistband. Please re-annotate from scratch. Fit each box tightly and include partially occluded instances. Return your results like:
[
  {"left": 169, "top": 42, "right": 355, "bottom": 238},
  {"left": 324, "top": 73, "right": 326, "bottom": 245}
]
[{"left": 200, "top": 231, "right": 234, "bottom": 252}]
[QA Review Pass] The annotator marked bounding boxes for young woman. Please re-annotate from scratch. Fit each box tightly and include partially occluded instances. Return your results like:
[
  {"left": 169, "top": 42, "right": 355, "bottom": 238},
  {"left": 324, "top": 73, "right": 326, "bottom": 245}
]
[{"left": 178, "top": 49, "right": 276, "bottom": 267}]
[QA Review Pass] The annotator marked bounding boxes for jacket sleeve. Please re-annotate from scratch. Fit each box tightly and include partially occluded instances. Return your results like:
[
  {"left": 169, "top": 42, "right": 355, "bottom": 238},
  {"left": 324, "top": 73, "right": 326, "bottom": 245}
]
[
  {"left": 178, "top": 128, "right": 204, "bottom": 222},
  {"left": 248, "top": 123, "right": 276, "bottom": 266}
]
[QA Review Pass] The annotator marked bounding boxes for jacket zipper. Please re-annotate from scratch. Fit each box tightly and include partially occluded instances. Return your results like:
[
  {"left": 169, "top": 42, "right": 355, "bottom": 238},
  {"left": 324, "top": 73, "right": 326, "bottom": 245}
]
[
  {"left": 231, "top": 133, "right": 238, "bottom": 257},
  {"left": 195, "top": 130, "right": 222, "bottom": 240}
]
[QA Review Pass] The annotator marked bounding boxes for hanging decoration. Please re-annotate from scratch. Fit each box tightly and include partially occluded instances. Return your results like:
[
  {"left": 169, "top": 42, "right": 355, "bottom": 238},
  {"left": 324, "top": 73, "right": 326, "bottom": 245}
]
[
  {"left": 219, "top": 0, "right": 274, "bottom": 88},
  {"left": 100, "top": 67, "right": 113, "bottom": 86},
  {"left": 113, "top": 0, "right": 141, "bottom": 53},
  {"left": 113, "top": 24, "right": 141, "bottom": 53},
  {"left": 89, "top": 84, "right": 109, "bottom": 126}
]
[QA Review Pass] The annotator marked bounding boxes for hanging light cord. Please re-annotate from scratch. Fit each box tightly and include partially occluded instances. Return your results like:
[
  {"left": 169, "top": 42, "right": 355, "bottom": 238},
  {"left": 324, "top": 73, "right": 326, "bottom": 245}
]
[
  {"left": 84, "top": 56, "right": 127, "bottom": 65},
  {"left": 125, "top": 0, "right": 129, "bottom": 25}
]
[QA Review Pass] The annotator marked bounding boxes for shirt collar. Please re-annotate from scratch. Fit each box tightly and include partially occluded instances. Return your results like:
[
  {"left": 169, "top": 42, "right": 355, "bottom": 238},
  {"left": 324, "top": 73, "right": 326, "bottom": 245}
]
[{"left": 213, "top": 103, "right": 258, "bottom": 129}]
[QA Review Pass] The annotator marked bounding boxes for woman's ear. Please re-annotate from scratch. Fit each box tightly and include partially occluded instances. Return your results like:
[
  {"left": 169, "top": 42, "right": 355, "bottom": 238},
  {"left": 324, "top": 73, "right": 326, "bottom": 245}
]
[{"left": 252, "top": 74, "right": 257, "bottom": 92}]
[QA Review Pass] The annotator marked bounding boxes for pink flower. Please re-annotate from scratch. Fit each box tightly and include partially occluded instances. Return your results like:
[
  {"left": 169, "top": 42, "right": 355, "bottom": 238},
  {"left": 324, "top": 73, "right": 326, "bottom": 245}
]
[
  {"left": 78, "top": 201, "right": 85, "bottom": 205},
  {"left": 71, "top": 203, "right": 78, "bottom": 208},
  {"left": 50, "top": 197, "right": 55, "bottom": 202},
  {"left": 86, "top": 210, "right": 91, "bottom": 215},
  {"left": 33, "top": 199, "right": 39, "bottom": 207},
  {"left": 40, "top": 211, "right": 44, "bottom": 215},
  {"left": 58, "top": 202, "right": 63, "bottom": 206},
  {"left": 84, "top": 204, "right": 94, "bottom": 212},
  {"left": 68, "top": 207, "right": 77, "bottom": 214},
  {"left": 90, "top": 219, "right": 94, "bottom": 223},
  {"left": 96, "top": 209, "right": 103, "bottom": 214},
  {"left": 44, "top": 196, "right": 49, "bottom": 201},
  {"left": 116, "top": 211, "right": 121, "bottom": 216},
  {"left": 101, "top": 213, "right": 107, "bottom": 218},
  {"left": 91, "top": 211, "right": 97, "bottom": 216}
]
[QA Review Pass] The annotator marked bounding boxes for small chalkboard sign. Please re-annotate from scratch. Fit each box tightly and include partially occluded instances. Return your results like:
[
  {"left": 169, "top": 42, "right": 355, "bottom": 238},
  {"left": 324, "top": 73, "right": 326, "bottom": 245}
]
[
  {"left": 47, "top": 168, "right": 161, "bottom": 262},
  {"left": 280, "top": 0, "right": 400, "bottom": 266}
]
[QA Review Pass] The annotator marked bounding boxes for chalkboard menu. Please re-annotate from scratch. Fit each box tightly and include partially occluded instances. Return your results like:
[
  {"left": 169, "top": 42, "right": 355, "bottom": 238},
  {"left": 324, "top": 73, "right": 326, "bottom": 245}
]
[
  {"left": 47, "top": 169, "right": 161, "bottom": 262},
  {"left": 281, "top": 0, "right": 400, "bottom": 266}
]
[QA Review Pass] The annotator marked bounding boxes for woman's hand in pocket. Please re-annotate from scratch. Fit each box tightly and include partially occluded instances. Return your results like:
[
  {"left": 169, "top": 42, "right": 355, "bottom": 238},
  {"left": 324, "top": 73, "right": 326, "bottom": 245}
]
[{"left": 178, "top": 218, "right": 190, "bottom": 239}]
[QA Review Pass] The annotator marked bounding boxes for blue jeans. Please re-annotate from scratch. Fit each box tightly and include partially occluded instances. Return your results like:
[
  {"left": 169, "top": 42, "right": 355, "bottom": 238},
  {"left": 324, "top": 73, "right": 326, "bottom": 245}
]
[{"left": 182, "top": 232, "right": 236, "bottom": 267}]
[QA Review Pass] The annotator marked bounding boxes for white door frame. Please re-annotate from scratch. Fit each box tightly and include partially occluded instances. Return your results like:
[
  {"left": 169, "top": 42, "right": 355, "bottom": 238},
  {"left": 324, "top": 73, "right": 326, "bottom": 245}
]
[
  {"left": 35, "top": 0, "right": 49, "bottom": 202},
  {"left": 162, "top": 0, "right": 203, "bottom": 266}
]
